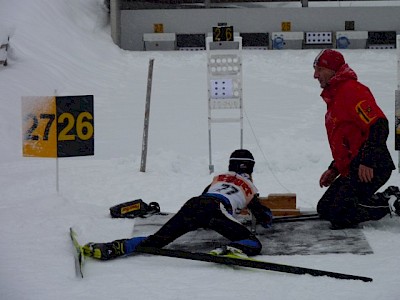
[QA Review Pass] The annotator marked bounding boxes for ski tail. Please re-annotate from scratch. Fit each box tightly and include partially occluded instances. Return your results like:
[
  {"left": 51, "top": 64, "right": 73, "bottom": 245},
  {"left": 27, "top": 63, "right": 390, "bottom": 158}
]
[
  {"left": 135, "top": 246, "right": 372, "bottom": 282},
  {"left": 70, "top": 227, "right": 85, "bottom": 278},
  {"left": 243, "top": 212, "right": 320, "bottom": 227},
  {"left": 273, "top": 213, "right": 320, "bottom": 223}
]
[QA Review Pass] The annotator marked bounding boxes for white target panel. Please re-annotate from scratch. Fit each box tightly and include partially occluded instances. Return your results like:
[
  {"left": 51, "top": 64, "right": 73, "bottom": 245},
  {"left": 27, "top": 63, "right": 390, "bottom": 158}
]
[
  {"left": 368, "top": 44, "right": 395, "bottom": 49},
  {"left": 305, "top": 32, "right": 332, "bottom": 45},
  {"left": 209, "top": 79, "right": 240, "bottom": 108},
  {"left": 208, "top": 54, "right": 241, "bottom": 76},
  {"left": 211, "top": 79, "right": 233, "bottom": 98},
  {"left": 210, "top": 79, "right": 241, "bottom": 99},
  {"left": 207, "top": 52, "right": 242, "bottom": 109},
  {"left": 206, "top": 35, "right": 244, "bottom": 173}
]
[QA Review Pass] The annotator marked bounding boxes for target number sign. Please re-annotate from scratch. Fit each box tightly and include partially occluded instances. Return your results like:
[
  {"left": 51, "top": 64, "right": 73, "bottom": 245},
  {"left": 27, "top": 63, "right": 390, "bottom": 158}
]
[
  {"left": 22, "top": 95, "right": 94, "bottom": 157},
  {"left": 213, "top": 26, "right": 234, "bottom": 42}
]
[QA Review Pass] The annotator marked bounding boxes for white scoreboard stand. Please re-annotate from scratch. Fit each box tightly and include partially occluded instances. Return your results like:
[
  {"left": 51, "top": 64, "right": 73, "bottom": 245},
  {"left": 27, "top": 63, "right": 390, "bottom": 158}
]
[{"left": 206, "top": 36, "right": 243, "bottom": 173}]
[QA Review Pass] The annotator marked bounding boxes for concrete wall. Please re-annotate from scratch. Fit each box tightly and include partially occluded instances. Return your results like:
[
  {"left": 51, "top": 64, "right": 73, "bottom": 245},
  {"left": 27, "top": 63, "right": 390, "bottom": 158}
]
[{"left": 117, "top": 6, "right": 400, "bottom": 51}]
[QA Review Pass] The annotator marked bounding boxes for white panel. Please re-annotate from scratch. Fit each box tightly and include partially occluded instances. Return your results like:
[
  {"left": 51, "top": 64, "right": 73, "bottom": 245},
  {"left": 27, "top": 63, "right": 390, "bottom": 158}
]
[
  {"left": 209, "top": 54, "right": 241, "bottom": 76},
  {"left": 305, "top": 32, "right": 332, "bottom": 44},
  {"left": 143, "top": 33, "right": 176, "bottom": 42},
  {"left": 368, "top": 44, "right": 395, "bottom": 49},
  {"left": 210, "top": 79, "right": 234, "bottom": 99},
  {"left": 272, "top": 32, "right": 304, "bottom": 40},
  {"left": 336, "top": 31, "right": 368, "bottom": 39}
]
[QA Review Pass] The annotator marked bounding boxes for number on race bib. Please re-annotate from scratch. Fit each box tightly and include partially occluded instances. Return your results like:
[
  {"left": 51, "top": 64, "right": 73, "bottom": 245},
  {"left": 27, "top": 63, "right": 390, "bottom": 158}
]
[{"left": 215, "top": 184, "right": 239, "bottom": 195}]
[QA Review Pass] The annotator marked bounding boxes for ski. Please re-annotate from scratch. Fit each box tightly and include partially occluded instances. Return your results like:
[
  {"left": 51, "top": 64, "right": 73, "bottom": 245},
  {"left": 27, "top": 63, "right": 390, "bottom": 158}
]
[
  {"left": 69, "top": 227, "right": 85, "bottom": 278},
  {"left": 135, "top": 246, "right": 372, "bottom": 282},
  {"left": 242, "top": 212, "right": 320, "bottom": 228},
  {"left": 273, "top": 213, "right": 320, "bottom": 223}
]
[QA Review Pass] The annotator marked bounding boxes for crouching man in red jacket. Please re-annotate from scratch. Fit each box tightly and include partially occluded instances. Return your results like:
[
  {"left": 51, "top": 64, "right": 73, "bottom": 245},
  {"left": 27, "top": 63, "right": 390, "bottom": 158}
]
[{"left": 313, "top": 49, "right": 399, "bottom": 229}]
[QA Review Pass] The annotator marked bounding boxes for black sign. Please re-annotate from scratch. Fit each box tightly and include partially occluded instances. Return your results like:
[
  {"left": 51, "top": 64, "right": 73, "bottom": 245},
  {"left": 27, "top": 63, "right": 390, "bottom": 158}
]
[
  {"left": 56, "top": 95, "right": 94, "bottom": 157},
  {"left": 368, "top": 31, "right": 396, "bottom": 45},
  {"left": 213, "top": 26, "right": 234, "bottom": 42}
]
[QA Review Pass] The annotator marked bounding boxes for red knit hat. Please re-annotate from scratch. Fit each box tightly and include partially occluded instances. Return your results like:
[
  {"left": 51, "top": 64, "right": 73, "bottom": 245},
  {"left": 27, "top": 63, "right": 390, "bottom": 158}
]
[{"left": 313, "top": 49, "right": 345, "bottom": 72}]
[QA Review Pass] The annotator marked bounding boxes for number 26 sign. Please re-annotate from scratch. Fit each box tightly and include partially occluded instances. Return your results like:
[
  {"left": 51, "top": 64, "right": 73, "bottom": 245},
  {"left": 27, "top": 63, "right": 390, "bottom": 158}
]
[{"left": 22, "top": 95, "right": 94, "bottom": 157}]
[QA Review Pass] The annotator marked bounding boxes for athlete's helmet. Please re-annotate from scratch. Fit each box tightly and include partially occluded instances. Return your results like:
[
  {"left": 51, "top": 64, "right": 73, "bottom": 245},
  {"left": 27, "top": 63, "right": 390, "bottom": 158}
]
[{"left": 228, "top": 149, "right": 255, "bottom": 175}]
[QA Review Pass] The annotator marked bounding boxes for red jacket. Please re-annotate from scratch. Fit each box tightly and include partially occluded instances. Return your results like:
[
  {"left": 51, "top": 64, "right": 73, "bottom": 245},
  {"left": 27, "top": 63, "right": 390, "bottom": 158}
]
[{"left": 320, "top": 64, "right": 386, "bottom": 176}]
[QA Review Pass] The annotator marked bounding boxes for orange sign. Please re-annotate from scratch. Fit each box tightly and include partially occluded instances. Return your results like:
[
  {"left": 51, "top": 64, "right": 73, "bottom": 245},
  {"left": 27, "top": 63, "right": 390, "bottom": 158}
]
[
  {"left": 154, "top": 24, "right": 164, "bottom": 33},
  {"left": 281, "top": 22, "right": 291, "bottom": 32},
  {"left": 22, "top": 96, "right": 57, "bottom": 157},
  {"left": 22, "top": 95, "right": 94, "bottom": 157}
]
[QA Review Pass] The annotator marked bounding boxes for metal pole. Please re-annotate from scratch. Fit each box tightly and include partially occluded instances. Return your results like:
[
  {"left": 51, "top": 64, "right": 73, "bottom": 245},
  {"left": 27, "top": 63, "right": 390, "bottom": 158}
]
[
  {"left": 397, "top": 35, "right": 400, "bottom": 172},
  {"left": 208, "top": 121, "right": 214, "bottom": 174},
  {"left": 54, "top": 89, "right": 60, "bottom": 194},
  {"left": 208, "top": 96, "right": 214, "bottom": 174},
  {"left": 396, "top": 90, "right": 400, "bottom": 172},
  {"left": 240, "top": 91, "right": 243, "bottom": 149},
  {"left": 251, "top": 212, "right": 257, "bottom": 234},
  {"left": 56, "top": 157, "right": 59, "bottom": 194},
  {"left": 140, "top": 58, "right": 154, "bottom": 172}
]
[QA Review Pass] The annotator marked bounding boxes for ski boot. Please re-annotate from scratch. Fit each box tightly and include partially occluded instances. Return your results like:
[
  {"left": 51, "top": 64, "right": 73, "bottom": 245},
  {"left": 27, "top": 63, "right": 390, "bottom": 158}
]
[
  {"left": 382, "top": 186, "right": 400, "bottom": 216},
  {"left": 382, "top": 186, "right": 400, "bottom": 198},
  {"left": 210, "top": 245, "right": 249, "bottom": 259},
  {"left": 82, "top": 239, "right": 126, "bottom": 260}
]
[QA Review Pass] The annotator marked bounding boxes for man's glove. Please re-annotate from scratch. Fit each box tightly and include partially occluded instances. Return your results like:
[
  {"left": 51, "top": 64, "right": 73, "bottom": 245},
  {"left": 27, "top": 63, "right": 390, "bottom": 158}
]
[
  {"left": 319, "top": 160, "right": 340, "bottom": 187},
  {"left": 319, "top": 168, "right": 339, "bottom": 187},
  {"left": 247, "top": 196, "right": 273, "bottom": 228}
]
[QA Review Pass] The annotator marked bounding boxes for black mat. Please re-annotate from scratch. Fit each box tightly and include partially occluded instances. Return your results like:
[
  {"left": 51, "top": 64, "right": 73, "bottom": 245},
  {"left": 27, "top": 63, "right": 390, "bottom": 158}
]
[{"left": 133, "top": 214, "right": 373, "bottom": 255}]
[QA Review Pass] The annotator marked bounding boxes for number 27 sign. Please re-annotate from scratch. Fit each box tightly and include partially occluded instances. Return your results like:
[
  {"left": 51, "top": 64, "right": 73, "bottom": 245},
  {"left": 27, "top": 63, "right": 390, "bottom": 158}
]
[{"left": 22, "top": 95, "right": 94, "bottom": 157}]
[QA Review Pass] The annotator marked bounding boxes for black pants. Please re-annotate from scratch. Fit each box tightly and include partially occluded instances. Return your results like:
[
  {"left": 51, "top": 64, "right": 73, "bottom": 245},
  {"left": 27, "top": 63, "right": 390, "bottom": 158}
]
[
  {"left": 140, "top": 195, "right": 262, "bottom": 256},
  {"left": 317, "top": 167, "right": 392, "bottom": 228}
]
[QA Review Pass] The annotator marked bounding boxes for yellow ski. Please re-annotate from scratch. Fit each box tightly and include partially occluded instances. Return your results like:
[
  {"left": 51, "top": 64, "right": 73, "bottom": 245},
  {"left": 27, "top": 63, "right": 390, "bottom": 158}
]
[{"left": 69, "top": 227, "right": 85, "bottom": 278}]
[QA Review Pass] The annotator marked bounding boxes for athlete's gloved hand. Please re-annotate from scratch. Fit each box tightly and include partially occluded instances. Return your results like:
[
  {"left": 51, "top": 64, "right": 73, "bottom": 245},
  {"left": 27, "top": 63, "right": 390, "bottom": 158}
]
[{"left": 248, "top": 197, "right": 273, "bottom": 228}]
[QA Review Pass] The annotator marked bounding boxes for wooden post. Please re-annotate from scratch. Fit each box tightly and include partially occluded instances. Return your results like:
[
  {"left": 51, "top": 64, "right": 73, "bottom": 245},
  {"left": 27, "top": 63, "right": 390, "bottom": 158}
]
[
  {"left": 140, "top": 58, "right": 154, "bottom": 172},
  {"left": 241, "top": 193, "right": 300, "bottom": 217},
  {"left": 260, "top": 193, "right": 300, "bottom": 216}
]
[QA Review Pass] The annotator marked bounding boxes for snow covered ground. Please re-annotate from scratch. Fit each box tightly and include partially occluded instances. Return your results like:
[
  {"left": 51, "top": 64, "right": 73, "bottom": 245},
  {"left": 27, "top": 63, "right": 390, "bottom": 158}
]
[{"left": 1, "top": 1, "right": 400, "bottom": 299}]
